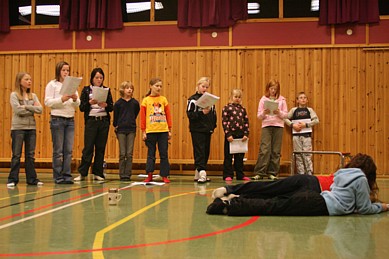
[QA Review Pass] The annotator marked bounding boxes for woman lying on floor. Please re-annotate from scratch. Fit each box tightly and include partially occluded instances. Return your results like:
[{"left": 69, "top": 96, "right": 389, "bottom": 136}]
[{"left": 207, "top": 153, "right": 389, "bottom": 216}]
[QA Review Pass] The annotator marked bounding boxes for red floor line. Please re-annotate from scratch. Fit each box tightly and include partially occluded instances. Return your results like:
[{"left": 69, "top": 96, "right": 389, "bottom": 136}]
[{"left": 0, "top": 216, "right": 260, "bottom": 257}]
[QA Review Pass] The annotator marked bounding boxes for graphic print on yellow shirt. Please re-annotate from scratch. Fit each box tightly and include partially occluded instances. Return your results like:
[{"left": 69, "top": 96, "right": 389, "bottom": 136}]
[
  {"left": 150, "top": 102, "right": 167, "bottom": 124},
  {"left": 141, "top": 96, "right": 170, "bottom": 133}
]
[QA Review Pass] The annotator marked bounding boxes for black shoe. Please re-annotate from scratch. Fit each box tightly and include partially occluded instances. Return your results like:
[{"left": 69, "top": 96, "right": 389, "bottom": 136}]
[
  {"left": 206, "top": 198, "right": 227, "bottom": 215},
  {"left": 55, "top": 179, "right": 74, "bottom": 184}
]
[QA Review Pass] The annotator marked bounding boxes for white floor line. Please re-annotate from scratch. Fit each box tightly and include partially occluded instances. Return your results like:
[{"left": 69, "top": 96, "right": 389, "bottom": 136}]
[{"left": 0, "top": 192, "right": 107, "bottom": 230}]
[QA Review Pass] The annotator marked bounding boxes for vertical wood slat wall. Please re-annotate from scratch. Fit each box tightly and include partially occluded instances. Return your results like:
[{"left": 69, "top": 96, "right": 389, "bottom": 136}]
[{"left": 0, "top": 48, "right": 388, "bottom": 175}]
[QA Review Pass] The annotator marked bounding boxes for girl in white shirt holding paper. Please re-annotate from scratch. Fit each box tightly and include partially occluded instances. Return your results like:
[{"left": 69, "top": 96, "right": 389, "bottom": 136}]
[
  {"left": 44, "top": 61, "right": 80, "bottom": 184},
  {"left": 221, "top": 89, "right": 250, "bottom": 182}
]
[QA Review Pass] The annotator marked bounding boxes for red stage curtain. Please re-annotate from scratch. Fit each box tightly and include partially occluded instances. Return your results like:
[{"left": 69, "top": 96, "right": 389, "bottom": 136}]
[
  {"left": 0, "top": 0, "right": 10, "bottom": 33},
  {"left": 178, "top": 0, "right": 248, "bottom": 28},
  {"left": 59, "top": 0, "right": 123, "bottom": 31},
  {"left": 319, "top": 0, "right": 380, "bottom": 25}
]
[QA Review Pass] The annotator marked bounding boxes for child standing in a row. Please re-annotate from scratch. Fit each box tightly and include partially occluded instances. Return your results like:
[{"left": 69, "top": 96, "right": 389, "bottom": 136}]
[
  {"left": 285, "top": 92, "right": 319, "bottom": 175},
  {"left": 7, "top": 72, "right": 43, "bottom": 187},
  {"left": 140, "top": 78, "right": 172, "bottom": 183},
  {"left": 75, "top": 68, "right": 113, "bottom": 182},
  {"left": 186, "top": 77, "right": 217, "bottom": 183},
  {"left": 252, "top": 79, "right": 288, "bottom": 180},
  {"left": 113, "top": 81, "right": 140, "bottom": 181},
  {"left": 45, "top": 61, "right": 80, "bottom": 184},
  {"left": 222, "top": 89, "right": 250, "bottom": 182}
]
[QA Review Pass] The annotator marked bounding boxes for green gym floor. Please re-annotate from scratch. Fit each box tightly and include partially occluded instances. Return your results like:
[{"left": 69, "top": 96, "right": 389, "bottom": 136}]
[{"left": 1, "top": 171, "right": 389, "bottom": 259}]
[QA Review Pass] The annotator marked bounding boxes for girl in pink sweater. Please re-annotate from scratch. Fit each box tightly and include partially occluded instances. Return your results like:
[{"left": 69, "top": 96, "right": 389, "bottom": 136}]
[{"left": 252, "top": 79, "right": 288, "bottom": 180}]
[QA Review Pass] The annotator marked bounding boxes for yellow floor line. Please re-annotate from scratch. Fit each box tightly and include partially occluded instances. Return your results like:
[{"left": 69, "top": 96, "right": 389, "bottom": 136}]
[{"left": 92, "top": 190, "right": 202, "bottom": 258}]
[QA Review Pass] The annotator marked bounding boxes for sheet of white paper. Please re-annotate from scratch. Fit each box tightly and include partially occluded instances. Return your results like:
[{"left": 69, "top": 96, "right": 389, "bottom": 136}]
[
  {"left": 92, "top": 87, "right": 109, "bottom": 102},
  {"left": 60, "top": 76, "right": 82, "bottom": 95},
  {"left": 196, "top": 92, "right": 220, "bottom": 109},
  {"left": 264, "top": 100, "right": 279, "bottom": 115},
  {"left": 229, "top": 138, "right": 248, "bottom": 154},
  {"left": 138, "top": 174, "right": 161, "bottom": 179},
  {"left": 129, "top": 181, "right": 165, "bottom": 187},
  {"left": 292, "top": 118, "right": 313, "bottom": 134}
]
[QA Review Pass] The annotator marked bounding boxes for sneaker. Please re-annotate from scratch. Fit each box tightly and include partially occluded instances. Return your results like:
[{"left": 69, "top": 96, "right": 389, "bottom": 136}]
[
  {"left": 225, "top": 177, "right": 233, "bottom": 181},
  {"left": 37, "top": 181, "right": 44, "bottom": 186},
  {"left": 242, "top": 177, "right": 251, "bottom": 181},
  {"left": 268, "top": 175, "right": 278, "bottom": 180},
  {"left": 194, "top": 169, "right": 211, "bottom": 182},
  {"left": 251, "top": 175, "right": 264, "bottom": 181},
  {"left": 206, "top": 198, "right": 228, "bottom": 215},
  {"left": 144, "top": 173, "right": 153, "bottom": 183},
  {"left": 197, "top": 170, "right": 207, "bottom": 183},
  {"left": 162, "top": 177, "right": 170, "bottom": 183},
  {"left": 221, "top": 194, "right": 240, "bottom": 202},
  {"left": 55, "top": 179, "right": 74, "bottom": 184},
  {"left": 212, "top": 187, "right": 227, "bottom": 199},
  {"left": 74, "top": 175, "right": 86, "bottom": 181},
  {"left": 6, "top": 182, "right": 15, "bottom": 188},
  {"left": 94, "top": 175, "right": 105, "bottom": 181},
  {"left": 194, "top": 169, "right": 199, "bottom": 181}
]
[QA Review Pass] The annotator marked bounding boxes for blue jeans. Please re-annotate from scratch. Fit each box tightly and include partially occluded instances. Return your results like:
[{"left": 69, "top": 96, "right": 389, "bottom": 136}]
[
  {"left": 117, "top": 132, "right": 136, "bottom": 179},
  {"left": 145, "top": 132, "right": 170, "bottom": 177},
  {"left": 8, "top": 130, "right": 40, "bottom": 185},
  {"left": 50, "top": 117, "right": 75, "bottom": 182}
]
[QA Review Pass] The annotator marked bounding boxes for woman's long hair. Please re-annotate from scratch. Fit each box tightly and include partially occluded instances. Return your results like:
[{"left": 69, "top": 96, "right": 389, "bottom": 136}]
[{"left": 344, "top": 153, "right": 379, "bottom": 202}]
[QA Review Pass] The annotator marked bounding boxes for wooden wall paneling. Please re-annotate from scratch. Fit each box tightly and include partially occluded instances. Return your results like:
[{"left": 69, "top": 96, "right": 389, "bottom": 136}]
[
  {"left": 279, "top": 49, "right": 293, "bottom": 162},
  {"left": 1, "top": 55, "right": 12, "bottom": 158},
  {"left": 365, "top": 52, "right": 376, "bottom": 157},
  {"left": 72, "top": 53, "right": 85, "bottom": 160},
  {"left": 382, "top": 51, "right": 389, "bottom": 176},
  {"left": 315, "top": 49, "right": 330, "bottom": 172},
  {"left": 33, "top": 54, "right": 45, "bottom": 159},
  {"left": 104, "top": 52, "right": 117, "bottom": 161},
  {"left": 338, "top": 49, "right": 348, "bottom": 153},
  {"left": 138, "top": 51, "right": 151, "bottom": 161},
  {"left": 323, "top": 49, "right": 339, "bottom": 171},
  {"left": 176, "top": 51, "right": 187, "bottom": 161},
  {"left": 131, "top": 52, "right": 143, "bottom": 161},
  {"left": 311, "top": 49, "right": 324, "bottom": 173},
  {"left": 247, "top": 50, "right": 262, "bottom": 162},
  {"left": 108, "top": 52, "right": 118, "bottom": 160},
  {"left": 373, "top": 50, "right": 387, "bottom": 175},
  {"left": 209, "top": 50, "right": 222, "bottom": 160},
  {"left": 163, "top": 50, "right": 175, "bottom": 159},
  {"left": 180, "top": 50, "right": 198, "bottom": 162},
  {"left": 1, "top": 48, "right": 388, "bottom": 175},
  {"left": 38, "top": 54, "right": 51, "bottom": 159},
  {"left": 357, "top": 50, "right": 368, "bottom": 157},
  {"left": 348, "top": 49, "right": 359, "bottom": 157},
  {"left": 168, "top": 51, "right": 180, "bottom": 159}
]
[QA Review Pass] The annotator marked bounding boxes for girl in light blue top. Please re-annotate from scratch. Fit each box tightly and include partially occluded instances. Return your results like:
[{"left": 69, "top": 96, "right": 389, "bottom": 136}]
[{"left": 207, "top": 153, "right": 388, "bottom": 216}]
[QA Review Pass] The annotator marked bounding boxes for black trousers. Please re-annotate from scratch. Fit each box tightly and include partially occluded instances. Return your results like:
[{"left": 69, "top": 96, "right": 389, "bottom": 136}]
[
  {"left": 223, "top": 137, "right": 245, "bottom": 180},
  {"left": 190, "top": 131, "right": 212, "bottom": 171},
  {"left": 224, "top": 174, "right": 328, "bottom": 216},
  {"left": 78, "top": 118, "right": 110, "bottom": 177},
  {"left": 226, "top": 174, "right": 322, "bottom": 199},
  {"left": 227, "top": 190, "right": 329, "bottom": 216}
]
